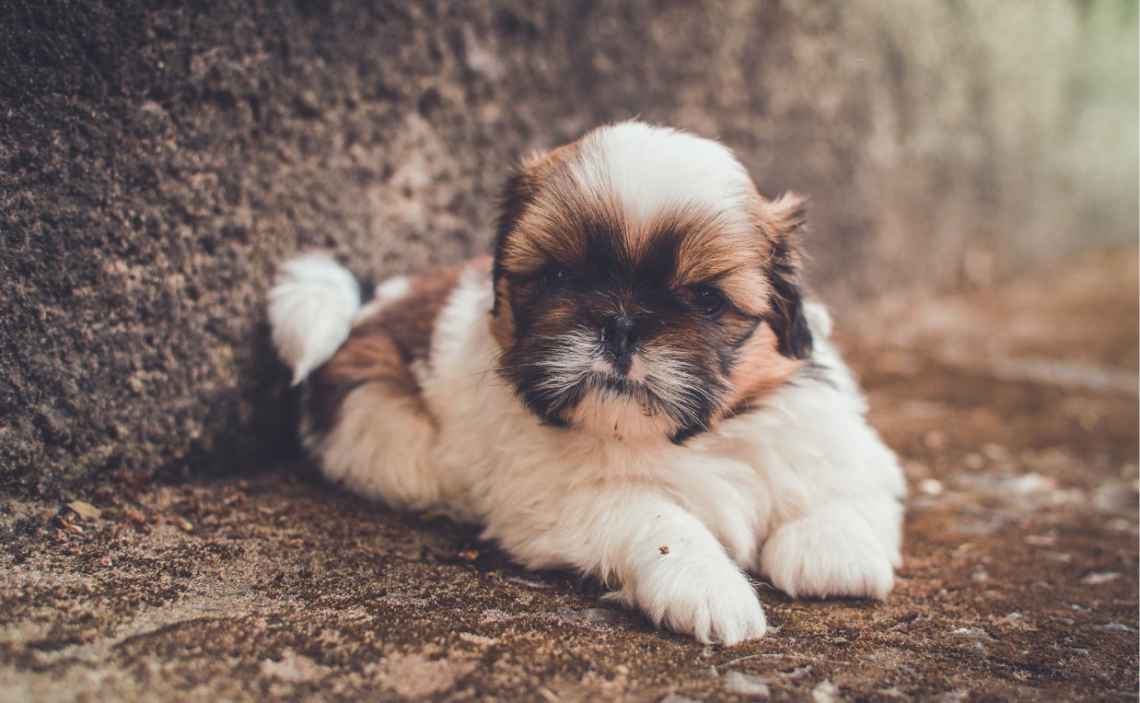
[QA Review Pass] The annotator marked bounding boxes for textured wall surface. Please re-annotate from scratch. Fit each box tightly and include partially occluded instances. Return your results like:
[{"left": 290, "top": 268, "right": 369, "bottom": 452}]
[{"left": 2, "top": 0, "right": 1134, "bottom": 493}]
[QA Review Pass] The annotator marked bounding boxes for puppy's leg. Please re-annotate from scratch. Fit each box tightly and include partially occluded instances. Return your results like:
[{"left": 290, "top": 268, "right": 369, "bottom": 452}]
[
  {"left": 756, "top": 384, "right": 905, "bottom": 600},
  {"left": 498, "top": 489, "right": 767, "bottom": 645},
  {"left": 760, "top": 501, "right": 898, "bottom": 600},
  {"left": 304, "top": 330, "right": 442, "bottom": 511}
]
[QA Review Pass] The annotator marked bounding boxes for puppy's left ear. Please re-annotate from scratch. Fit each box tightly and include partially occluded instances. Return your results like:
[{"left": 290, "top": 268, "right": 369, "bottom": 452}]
[{"left": 759, "top": 193, "right": 813, "bottom": 359}]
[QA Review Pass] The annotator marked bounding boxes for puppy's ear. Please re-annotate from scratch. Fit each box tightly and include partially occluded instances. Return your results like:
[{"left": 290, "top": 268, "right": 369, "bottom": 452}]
[
  {"left": 761, "top": 193, "right": 813, "bottom": 359},
  {"left": 491, "top": 164, "right": 537, "bottom": 318},
  {"left": 491, "top": 146, "right": 572, "bottom": 322}
]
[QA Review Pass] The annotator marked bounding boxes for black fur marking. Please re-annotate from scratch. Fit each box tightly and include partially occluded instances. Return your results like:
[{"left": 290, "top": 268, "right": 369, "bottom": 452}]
[
  {"left": 539, "top": 414, "right": 570, "bottom": 429},
  {"left": 581, "top": 215, "right": 631, "bottom": 281},
  {"left": 722, "top": 402, "right": 757, "bottom": 420},
  {"left": 790, "top": 359, "right": 839, "bottom": 390},
  {"left": 670, "top": 424, "right": 705, "bottom": 445},
  {"left": 304, "top": 374, "right": 366, "bottom": 436},
  {"left": 766, "top": 237, "right": 813, "bottom": 359},
  {"left": 356, "top": 273, "right": 377, "bottom": 306},
  {"left": 634, "top": 223, "right": 684, "bottom": 287}
]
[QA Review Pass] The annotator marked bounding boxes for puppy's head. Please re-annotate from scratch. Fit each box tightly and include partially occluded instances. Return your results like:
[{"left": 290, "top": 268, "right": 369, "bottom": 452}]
[{"left": 491, "top": 121, "right": 813, "bottom": 443}]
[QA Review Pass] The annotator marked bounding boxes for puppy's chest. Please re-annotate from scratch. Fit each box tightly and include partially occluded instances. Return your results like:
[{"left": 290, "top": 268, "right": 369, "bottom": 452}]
[{"left": 438, "top": 408, "right": 769, "bottom": 523}]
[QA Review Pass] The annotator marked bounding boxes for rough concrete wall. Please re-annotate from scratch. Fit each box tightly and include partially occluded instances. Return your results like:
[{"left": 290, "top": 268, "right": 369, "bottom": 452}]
[{"left": 2, "top": 0, "right": 1134, "bottom": 494}]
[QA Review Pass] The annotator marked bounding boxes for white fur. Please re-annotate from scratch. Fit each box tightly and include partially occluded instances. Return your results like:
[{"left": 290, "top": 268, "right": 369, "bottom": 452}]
[
  {"left": 315, "top": 383, "right": 442, "bottom": 511},
  {"left": 269, "top": 253, "right": 361, "bottom": 385},
  {"left": 572, "top": 121, "right": 754, "bottom": 233},
  {"left": 270, "top": 125, "right": 906, "bottom": 646}
]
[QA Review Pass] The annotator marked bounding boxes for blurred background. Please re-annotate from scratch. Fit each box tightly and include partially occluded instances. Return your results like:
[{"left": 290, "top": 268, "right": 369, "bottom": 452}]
[{"left": 1, "top": 0, "right": 1136, "bottom": 491}]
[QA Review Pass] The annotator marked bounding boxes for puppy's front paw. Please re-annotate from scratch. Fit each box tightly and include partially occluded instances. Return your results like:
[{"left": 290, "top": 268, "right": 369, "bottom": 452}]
[
  {"left": 760, "top": 507, "right": 895, "bottom": 600},
  {"left": 630, "top": 558, "right": 767, "bottom": 645}
]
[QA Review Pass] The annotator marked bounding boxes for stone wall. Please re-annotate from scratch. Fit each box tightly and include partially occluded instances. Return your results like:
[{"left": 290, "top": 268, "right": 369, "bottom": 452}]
[{"left": 2, "top": 0, "right": 1134, "bottom": 493}]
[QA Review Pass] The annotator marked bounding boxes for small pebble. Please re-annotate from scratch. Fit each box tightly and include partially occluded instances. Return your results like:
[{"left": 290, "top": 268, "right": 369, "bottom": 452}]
[
  {"left": 1106, "top": 518, "right": 1138, "bottom": 533},
  {"left": 724, "top": 671, "right": 770, "bottom": 699},
  {"left": 1080, "top": 572, "right": 1120, "bottom": 585},
  {"left": 951, "top": 627, "right": 994, "bottom": 641},
  {"left": 918, "top": 479, "right": 944, "bottom": 496},
  {"left": 923, "top": 430, "right": 948, "bottom": 450},
  {"left": 1092, "top": 483, "right": 1138, "bottom": 514},
  {"left": 963, "top": 453, "right": 985, "bottom": 470},
  {"left": 982, "top": 443, "right": 1009, "bottom": 461},
  {"left": 812, "top": 680, "right": 840, "bottom": 703},
  {"left": 506, "top": 576, "right": 552, "bottom": 589},
  {"left": 67, "top": 501, "right": 102, "bottom": 520}
]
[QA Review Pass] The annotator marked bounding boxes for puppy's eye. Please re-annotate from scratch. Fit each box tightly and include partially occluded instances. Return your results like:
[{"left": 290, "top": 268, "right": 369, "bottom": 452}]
[
  {"left": 541, "top": 266, "right": 570, "bottom": 288},
  {"left": 689, "top": 284, "right": 727, "bottom": 316}
]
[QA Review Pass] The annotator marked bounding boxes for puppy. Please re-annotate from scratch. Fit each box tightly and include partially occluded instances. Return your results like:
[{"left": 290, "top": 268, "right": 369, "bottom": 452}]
[{"left": 269, "top": 121, "right": 906, "bottom": 645}]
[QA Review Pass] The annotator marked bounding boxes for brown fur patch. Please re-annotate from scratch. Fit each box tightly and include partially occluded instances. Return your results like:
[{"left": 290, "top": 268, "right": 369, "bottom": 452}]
[
  {"left": 758, "top": 191, "right": 807, "bottom": 239},
  {"left": 497, "top": 184, "right": 593, "bottom": 276},
  {"left": 671, "top": 215, "right": 773, "bottom": 317},
  {"left": 494, "top": 144, "right": 588, "bottom": 280},
  {"left": 357, "top": 264, "right": 465, "bottom": 365},
  {"left": 307, "top": 262, "right": 471, "bottom": 434},
  {"left": 307, "top": 332, "right": 414, "bottom": 435},
  {"left": 722, "top": 325, "right": 804, "bottom": 413},
  {"left": 673, "top": 217, "right": 764, "bottom": 285},
  {"left": 490, "top": 277, "right": 516, "bottom": 350}
]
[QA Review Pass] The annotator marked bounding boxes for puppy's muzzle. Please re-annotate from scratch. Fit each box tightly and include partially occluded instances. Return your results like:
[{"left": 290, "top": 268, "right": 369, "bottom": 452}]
[{"left": 601, "top": 314, "right": 637, "bottom": 376}]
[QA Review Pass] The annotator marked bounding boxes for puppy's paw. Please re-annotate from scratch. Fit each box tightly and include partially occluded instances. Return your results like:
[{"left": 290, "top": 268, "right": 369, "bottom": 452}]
[
  {"left": 630, "top": 558, "right": 767, "bottom": 645},
  {"left": 760, "top": 507, "right": 895, "bottom": 601}
]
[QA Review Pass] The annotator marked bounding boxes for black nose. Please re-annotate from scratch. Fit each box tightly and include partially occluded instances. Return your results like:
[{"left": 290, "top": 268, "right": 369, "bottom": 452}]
[{"left": 602, "top": 315, "right": 636, "bottom": 374}]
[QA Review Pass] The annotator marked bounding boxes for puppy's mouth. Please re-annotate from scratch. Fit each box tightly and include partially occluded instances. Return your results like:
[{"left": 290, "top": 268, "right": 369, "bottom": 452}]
[
  {"left": 550, "top": 349, "right": 701, "bottom": 422},
  {"left": 590, "top": 353, "right": 650, "bottom": 383},
  {"left": 583, "top": 368, "right": 649, "bottom": 396},
  {"left": 572, "top": 357, "right": 660, "bottom": 406}
]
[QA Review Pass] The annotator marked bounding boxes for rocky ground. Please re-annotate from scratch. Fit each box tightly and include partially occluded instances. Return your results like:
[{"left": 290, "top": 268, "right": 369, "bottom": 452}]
[{"left": 2, "top": 250, "right": 1136, "bottom": 702}]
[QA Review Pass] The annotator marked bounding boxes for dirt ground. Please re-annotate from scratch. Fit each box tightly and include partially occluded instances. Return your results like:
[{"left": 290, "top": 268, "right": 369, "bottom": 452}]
[{"left": 2, "top": 250, "right": 1136, "bottom": 702}]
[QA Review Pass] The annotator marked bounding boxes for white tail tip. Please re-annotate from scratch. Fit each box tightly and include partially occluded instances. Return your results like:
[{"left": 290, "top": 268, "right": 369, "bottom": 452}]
[{"left": 268, "top": 252, "right": 361, "bottom": 385}]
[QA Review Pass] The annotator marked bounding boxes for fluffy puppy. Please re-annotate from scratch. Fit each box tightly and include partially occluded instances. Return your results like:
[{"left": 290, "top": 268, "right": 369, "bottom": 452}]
[{"left": 269, "top": 121, "right": 906, "bottom": 645}]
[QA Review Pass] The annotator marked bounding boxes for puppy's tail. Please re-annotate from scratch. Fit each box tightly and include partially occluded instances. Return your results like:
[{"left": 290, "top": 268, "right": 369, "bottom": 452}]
[{"left": 268, "top": 252, "right": 362, "bottom": 385}]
